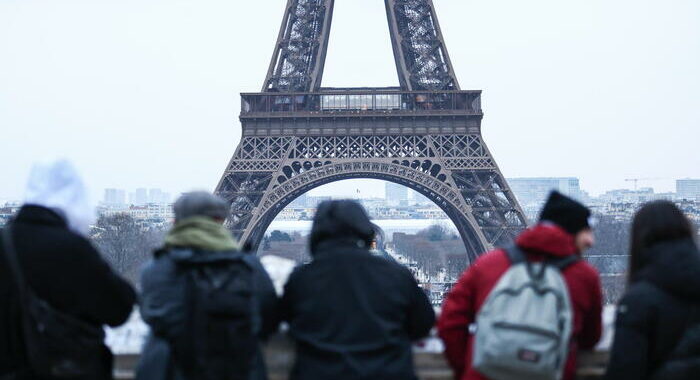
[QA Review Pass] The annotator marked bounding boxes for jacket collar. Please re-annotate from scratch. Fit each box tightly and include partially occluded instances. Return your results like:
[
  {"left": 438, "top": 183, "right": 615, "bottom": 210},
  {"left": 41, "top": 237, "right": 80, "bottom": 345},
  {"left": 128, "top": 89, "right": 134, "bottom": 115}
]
[
  {"left": 12, "top": 205, "right": 68, "bottom": 228},
  {"left": 163, "top": 216, "right": 240, "bottom": 252},
  {"left": 515, "top": 223, "right": 577, "bottom": 258},
  {"left": 159, "top": 248, "right": 248, "bottom": 265}
]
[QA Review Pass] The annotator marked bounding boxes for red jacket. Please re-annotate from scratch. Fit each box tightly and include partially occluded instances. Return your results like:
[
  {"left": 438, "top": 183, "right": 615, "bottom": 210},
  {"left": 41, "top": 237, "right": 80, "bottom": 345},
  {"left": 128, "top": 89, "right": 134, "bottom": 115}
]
[{"left": 437, "top": 224, "right": 602, "bottom": 380}]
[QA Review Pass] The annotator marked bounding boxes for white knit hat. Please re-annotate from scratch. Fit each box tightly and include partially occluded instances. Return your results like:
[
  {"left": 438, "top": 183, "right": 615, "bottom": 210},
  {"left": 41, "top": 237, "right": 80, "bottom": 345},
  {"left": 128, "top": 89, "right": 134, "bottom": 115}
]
[{"left": 24, "top": 159, "right": 96, "bottom": 236}]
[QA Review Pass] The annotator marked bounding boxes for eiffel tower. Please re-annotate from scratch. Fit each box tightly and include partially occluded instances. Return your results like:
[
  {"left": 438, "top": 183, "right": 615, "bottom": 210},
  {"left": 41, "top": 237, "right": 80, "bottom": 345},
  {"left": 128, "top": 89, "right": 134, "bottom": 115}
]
[{"left": 215, "top": 0, "right": 528, "bottom": 262}]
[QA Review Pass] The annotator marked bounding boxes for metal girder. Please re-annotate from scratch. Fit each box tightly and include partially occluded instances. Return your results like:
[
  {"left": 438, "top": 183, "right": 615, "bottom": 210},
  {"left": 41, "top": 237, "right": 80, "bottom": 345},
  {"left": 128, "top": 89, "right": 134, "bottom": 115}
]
[
  {"left": 215, "top": 133, "right": 528, "bottom": 259},
  {"left": 385, "top": 0, "right": 459, "bottom": 90},
  {"left": 263, "top": 0, "right": 459, "bottom": 92},
  {"left": 451, "top": 169, "right": 528, "bottom": 247},
  {"left": 217, "top": 157, "right": 490, "bottom": 259},
  {"left": 263, "top": 0, "right": 334, "bottom": 92}
]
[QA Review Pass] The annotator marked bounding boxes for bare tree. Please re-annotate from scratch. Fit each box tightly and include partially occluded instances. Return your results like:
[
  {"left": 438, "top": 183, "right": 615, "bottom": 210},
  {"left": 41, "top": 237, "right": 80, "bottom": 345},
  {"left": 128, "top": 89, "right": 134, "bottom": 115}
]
[
  {"left": 90, "top": 214, "right": 165, "bottom": 286},
  {"left": 585, "top": 214, "right": 631, "bottom": 304},
  {"left": 417, "top": 223, "right": 455, "bottom": 241}
]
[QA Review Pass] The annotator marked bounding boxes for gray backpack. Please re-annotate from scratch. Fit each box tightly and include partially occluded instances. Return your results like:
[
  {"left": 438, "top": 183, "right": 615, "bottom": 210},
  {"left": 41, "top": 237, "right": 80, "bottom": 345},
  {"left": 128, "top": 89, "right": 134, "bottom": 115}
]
[{"left": 472, "top": 246, "right": 577, "bottom": 380}]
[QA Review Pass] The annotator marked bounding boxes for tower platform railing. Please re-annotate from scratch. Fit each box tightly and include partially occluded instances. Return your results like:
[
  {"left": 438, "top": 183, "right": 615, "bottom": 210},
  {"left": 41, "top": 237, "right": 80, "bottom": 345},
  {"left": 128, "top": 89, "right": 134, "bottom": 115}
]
[{"left": 240, "top": 89, "right": 482, "bottom": 117}]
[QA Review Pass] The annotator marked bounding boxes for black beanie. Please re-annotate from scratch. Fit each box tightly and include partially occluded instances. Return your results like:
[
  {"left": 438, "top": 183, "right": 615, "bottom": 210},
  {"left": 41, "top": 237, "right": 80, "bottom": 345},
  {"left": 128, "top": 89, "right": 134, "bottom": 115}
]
[{"left": 539, "top": 191, "right": 592, "bottom": 234}]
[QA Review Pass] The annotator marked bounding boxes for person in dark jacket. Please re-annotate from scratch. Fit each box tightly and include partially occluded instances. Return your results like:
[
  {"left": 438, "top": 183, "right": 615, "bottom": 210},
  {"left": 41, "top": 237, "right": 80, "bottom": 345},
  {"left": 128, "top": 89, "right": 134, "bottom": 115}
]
[
  {"left": 280, "top": 200, "right": 435, "bottom": 380},
  {"left": 0, "top": 160, "right": 136, "bottom": 379},
  {"left": 136, "top": 191, "right": 278, "bottom": 380},
  {"left": 606, "top": 200, "right": 700, "bottom": 380},
  {"left": 438, "top": 191, "right": 603, "bottom": 380}
]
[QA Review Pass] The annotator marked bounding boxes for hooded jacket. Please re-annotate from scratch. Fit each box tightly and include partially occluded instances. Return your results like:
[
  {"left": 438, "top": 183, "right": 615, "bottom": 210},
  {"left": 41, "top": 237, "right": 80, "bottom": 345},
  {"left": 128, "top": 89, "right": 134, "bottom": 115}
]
[
  {"left": 137, "top": 217, "right": 278, "bottom": 380},
  {"left": 437, "top": 223, "right": 603, "bottom": 380},
  {"left": 0, "top": 205, "right": 136, "bottom": 379},
  {"left": 280, "top": 200, "right": 435, "bottom": 380},
  {"left": 605, "top": 238, "right": 700, "bottom": 380}
]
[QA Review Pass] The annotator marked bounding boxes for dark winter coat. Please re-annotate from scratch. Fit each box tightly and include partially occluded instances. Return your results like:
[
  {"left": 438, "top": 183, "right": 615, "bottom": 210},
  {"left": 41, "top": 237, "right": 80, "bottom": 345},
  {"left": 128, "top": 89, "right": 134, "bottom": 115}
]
[
  {"left": 137, "top": 248, "right": 279, "bottom": 380},
  {"left": 437, "top": 223, "right": 603, "bottom": 380},
  {"left": 0, "top": 205, "right": 136, "bottom": 379},
  {"left": 605, "top": 238, "right": 700, "bottom": 380},
  {"left": 280, "top": 200, "right": 435, "bottom": 380}
]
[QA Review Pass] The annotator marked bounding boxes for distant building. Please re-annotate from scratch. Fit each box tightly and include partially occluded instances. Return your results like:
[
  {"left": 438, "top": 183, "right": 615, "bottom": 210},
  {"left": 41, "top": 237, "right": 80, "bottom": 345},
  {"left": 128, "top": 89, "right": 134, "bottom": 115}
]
[
  {"left": 386, "top": 183, "right": 409, "bottom": 205},
  {"left": 105, "top": 203, "right": 174, "bottom": 221},
  {"left": 103, "top": 188, "right": 126, "bottom": 206},
  {"left": 278, "top": 208, "right": 304, "bottom": 220},
  {"left": 507, "top": 177, "right": 584, "bottom": 221},
  {"left": 412, "top": 190, "right": 430, "bottom": 205},
  {"left": 598, "top": 188, "right": 672, "bottom": 204},
  {"left": 0, "top": 204, "right": 21, "bottom": 227},
  {"left": 374, "top": 207, "right": 411, "bottom": 219},
  {"left": 125, "top": 188, "right": 171, "bottom": 205},
  {"left": 305, "top": 195, "right": 331, "bottom": 208},
  {"left": 414, "top": 207, "right": 448, "bottom": 219},
  {"left": 130, "top": 188, "right": 148, "bottom": 205},
  {"left": 677, "top": 179, "right": 700, "bottom": 200},
  {"left": 149, "top": 188, "right": 162, "bottom": 204},
  {"left": 289, "top": 193, "right": 308, "bottom": 208},
  {"left": 508, "top": 177, "right": 583, "bottom": 207}
]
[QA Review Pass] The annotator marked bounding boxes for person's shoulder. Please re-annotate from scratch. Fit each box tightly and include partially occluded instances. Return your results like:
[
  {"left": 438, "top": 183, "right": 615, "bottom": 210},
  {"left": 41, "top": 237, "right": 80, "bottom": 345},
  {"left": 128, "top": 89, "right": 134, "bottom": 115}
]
[
  {"left": 470, "top": 248, "right": 510, "bottom": 272},
  {"left": 560, "top": 259, "right": 604, "bottom": 299},
  {"left": 621, "top": 281, "right": 665, "bottom": 306},
  {"left": 240, "top": 252, "right": 262, "bottom": 265},
  {"left": 284, "top": 261, "right": 311, "bottom": 282},
  {"left": 142, "top": 248, "right": 179, "bottom": 274},
  {"left": 448, "top": 248, "right": 509, "bottom": 287},
  {"left": 53, "top": 229, "right": 102, "bottom": 259},
  {"left": 361, "top": 252, "right": 414, "bottom": 277},
  {"left": 240, "top": 253, "right": 275, "bottom": 276},
  {"left": 615, "top": 281, "right": 663, "bottom": 327},
  {"left": 570, "top": 256, "right": 598, "bottom": 272}
]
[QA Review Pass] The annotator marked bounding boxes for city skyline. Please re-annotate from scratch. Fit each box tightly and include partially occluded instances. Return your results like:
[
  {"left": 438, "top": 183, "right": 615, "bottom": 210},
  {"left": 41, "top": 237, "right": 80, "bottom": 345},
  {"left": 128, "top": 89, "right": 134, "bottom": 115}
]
[{"left": 1, "top": 176, "right": 699, "bottom": 206}]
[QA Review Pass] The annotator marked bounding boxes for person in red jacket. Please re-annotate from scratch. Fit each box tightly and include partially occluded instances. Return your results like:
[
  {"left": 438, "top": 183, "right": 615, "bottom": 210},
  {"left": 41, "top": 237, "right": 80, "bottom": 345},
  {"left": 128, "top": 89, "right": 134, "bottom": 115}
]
[{"left": 438, "top": 191, "right": 603, "bottom": 380}]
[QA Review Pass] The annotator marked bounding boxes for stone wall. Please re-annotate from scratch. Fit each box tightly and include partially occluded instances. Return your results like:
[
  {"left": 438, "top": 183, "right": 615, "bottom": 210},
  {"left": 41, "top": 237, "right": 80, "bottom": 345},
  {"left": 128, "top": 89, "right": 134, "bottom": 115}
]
[{"left": 113, "top": 337, "right": 608, "bottom": 380}]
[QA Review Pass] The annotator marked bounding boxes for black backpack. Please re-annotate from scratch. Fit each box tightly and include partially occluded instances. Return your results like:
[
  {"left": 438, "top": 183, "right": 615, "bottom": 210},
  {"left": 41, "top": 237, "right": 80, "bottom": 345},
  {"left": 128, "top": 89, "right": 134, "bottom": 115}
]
[
  {"left": 170, "top": 251, "right": 257, "bottom": 380},
  {"left": 1, "top": 227, "right": 105, "bottom": 378}
]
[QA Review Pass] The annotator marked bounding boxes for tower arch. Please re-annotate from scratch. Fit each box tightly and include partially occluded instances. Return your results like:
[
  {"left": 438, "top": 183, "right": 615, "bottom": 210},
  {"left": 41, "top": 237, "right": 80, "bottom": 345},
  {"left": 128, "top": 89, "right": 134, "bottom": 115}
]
[{"left": 235, "top": 161, "right": 487, "bottom": 262}]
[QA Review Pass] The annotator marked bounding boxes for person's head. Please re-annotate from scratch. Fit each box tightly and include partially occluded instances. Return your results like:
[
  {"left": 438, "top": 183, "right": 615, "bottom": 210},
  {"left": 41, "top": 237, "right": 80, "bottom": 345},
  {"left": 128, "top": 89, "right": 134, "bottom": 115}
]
[
  {"left": 309, "top": 200, "right": 374, "bottom": 255},
  {"left": 628, "top": 200, "right": 695, "bottom": 282},
  {"left": 173, "top": 191, "right": 229, "bottom": 223},
  {"left": 24, "top": 159, "right": 95, "bottom": 236},
  {"left": 539, "top": 191, "right": 594, "bottom": 253}
]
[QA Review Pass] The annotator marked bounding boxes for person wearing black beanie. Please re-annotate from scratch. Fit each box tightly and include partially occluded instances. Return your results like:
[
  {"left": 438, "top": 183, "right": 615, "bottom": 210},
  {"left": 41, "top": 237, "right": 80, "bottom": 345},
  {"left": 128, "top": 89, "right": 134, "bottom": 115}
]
[
  {"left": 439, "top": 191, "right": 602, "bottom": 380},
  {"left": 539, "top": 191, "right": 595, "bottom": 253}
]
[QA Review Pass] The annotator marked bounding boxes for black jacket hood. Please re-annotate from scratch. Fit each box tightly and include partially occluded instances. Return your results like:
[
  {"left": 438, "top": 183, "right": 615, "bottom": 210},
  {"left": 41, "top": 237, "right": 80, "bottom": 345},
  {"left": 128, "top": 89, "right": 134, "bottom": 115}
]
[
  {"left": 638, "top": 238, "right": 700, "bottom": 301},
  {"left": 309, "top": 200, "right": 374, "bottom": 256}
]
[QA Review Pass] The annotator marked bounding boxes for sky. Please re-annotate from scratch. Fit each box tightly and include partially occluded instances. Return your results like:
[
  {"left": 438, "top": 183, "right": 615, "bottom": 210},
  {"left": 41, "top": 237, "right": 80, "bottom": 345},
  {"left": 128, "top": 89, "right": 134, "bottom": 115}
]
[{"left": 1, "top": 0, "right": 699, "bottom": 203}]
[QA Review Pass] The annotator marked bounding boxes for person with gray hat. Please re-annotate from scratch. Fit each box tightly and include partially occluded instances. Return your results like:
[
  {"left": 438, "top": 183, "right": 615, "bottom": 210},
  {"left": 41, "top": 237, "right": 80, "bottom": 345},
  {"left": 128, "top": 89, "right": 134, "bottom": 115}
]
[{"left": 136, "top": 191, "right": 278, "bottom": 380}]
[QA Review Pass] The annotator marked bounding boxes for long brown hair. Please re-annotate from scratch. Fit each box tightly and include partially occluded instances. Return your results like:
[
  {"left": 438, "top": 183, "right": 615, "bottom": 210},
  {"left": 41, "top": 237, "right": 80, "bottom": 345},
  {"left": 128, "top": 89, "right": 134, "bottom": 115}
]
[{"left": 628, "top": 201, "right": 695, "bottom": 283}]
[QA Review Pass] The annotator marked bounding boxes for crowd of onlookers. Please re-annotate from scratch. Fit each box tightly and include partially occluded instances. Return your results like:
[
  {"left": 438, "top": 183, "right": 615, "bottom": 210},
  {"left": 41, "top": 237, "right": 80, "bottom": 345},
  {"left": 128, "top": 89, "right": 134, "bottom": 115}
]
[{"left": 1, "top": 159, "right": 699, "bottom": 380}]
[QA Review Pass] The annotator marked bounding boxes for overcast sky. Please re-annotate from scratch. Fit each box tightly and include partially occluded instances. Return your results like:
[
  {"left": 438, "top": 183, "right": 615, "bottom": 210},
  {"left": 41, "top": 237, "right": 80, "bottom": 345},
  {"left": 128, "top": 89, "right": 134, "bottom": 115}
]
[{"left": 1, "top": 0, "right": 698, "bottom": 203}]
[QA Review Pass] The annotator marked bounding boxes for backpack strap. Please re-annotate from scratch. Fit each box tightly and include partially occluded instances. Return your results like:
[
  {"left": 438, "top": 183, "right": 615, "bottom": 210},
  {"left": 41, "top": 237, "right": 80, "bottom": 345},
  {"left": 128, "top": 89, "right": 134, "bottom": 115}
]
[
  {"left": 504, "top": 245, "right": 527, "bottom": 265},
  {"left": 547, "top": 255, "right": 580, "bottom": 271},
  {"left": 505, "top": 244, "right": 579, "bottom": 280}
]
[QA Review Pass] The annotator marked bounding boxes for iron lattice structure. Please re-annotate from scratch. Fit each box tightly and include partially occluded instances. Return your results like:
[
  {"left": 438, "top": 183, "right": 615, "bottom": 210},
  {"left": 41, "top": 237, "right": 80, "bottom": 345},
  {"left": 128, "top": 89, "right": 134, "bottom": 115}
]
[{"left": 216, "top": 0, "right": 527, "bottom": 262}]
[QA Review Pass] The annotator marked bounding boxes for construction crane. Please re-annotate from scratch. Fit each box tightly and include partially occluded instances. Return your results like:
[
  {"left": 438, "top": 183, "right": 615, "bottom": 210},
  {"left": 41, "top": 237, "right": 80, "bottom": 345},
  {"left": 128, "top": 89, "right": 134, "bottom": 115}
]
[{"left": 624, "top": 178, "right": 665, "bottom": 191}]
